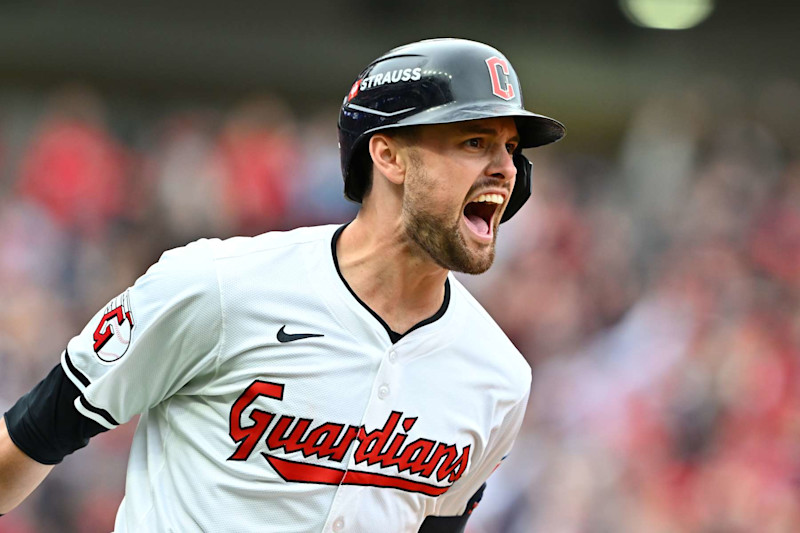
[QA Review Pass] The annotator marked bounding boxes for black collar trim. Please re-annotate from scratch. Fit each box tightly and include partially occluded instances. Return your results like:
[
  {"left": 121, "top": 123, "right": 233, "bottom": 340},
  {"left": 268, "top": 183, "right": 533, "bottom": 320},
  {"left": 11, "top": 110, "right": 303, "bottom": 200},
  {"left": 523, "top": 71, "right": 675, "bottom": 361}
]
[{"left": 331, "top": 224, "right": 450, "bottom": 344}]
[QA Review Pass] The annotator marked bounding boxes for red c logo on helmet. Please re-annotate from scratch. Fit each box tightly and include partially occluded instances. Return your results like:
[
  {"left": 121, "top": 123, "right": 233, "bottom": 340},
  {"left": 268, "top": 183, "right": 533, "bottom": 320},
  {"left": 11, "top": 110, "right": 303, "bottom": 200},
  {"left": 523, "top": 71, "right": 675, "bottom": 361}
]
[{"left": 485, "top": 57, "right": 515, "bottom": 101}]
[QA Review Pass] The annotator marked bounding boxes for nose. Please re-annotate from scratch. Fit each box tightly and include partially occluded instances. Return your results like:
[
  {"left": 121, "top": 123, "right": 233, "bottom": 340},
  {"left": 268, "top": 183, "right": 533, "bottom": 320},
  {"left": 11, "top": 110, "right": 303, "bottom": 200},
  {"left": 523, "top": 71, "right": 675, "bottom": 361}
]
[{"left": 486, "top": 144, "right": 517, "bottom": 183}]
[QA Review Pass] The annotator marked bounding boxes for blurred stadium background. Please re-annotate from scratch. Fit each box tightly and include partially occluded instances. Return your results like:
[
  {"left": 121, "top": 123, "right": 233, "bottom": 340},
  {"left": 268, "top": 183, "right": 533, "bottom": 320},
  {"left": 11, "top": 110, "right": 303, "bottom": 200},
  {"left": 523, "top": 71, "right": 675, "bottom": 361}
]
[{"left": 1, "top": 1, "right": 799, "bottom": 531}]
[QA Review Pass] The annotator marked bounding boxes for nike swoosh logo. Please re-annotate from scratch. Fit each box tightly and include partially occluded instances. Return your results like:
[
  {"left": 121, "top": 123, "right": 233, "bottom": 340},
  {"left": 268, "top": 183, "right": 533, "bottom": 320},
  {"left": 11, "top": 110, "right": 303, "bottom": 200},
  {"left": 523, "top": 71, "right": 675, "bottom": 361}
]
[{"left": 277, "top": 325, "right": 324, "bottom": 343}]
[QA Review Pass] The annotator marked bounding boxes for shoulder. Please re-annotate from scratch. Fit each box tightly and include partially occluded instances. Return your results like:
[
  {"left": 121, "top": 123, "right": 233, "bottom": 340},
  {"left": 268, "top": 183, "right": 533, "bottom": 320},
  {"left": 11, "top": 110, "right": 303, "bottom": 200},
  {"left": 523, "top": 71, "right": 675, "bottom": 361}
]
[
  {"left": 447, "top": 275, "right": 531, "bottom": 393},
  {"left": 135, "top": 225, "right": 336, "bottom": 299},
  {"left": 152, "top": 225, "right": 338, "bottom": 277},
  {"left": 203, "top": 224, "right": 339, "bottom": 262}
]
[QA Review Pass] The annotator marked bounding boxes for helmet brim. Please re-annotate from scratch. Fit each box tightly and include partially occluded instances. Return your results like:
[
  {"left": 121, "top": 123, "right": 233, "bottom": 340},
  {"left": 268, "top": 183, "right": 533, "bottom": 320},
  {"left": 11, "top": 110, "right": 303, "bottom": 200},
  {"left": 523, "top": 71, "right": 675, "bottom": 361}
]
[{"left": 356, "top": 101, "right": 566, "bottom": 149}]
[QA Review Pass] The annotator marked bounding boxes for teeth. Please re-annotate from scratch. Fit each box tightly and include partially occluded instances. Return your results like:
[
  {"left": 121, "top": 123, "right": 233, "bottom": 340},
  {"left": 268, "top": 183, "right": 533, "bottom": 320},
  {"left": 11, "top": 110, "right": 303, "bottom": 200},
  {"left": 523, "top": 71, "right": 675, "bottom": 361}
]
[{"left": 473, "top": 193, "right": 504, "bottom": 204}]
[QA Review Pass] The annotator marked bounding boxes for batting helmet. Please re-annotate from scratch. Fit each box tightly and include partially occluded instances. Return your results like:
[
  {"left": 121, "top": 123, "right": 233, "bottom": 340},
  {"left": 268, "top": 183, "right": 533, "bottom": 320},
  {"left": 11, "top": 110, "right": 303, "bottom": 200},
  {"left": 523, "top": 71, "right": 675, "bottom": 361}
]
[{"left": 338, "top": 38, "right": 565, "bottom": 222}]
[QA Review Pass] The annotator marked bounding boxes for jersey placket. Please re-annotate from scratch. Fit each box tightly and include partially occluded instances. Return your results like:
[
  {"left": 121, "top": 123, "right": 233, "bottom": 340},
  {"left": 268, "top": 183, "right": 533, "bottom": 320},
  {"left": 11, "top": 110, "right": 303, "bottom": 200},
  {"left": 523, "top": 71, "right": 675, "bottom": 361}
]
[{"left": 322, "top": 345, "right": 406, "bottom": 532}]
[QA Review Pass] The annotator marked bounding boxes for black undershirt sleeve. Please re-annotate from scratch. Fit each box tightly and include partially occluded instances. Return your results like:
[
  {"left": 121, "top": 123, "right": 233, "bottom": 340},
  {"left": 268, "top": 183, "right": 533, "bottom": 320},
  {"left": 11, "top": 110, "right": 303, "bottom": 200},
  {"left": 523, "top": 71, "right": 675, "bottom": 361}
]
[
  {"left": 3, "top": 363, "right": 108, "bottom": 465},
  {"left": 418, "top": 482, "right": 486, "bottom": 533}
]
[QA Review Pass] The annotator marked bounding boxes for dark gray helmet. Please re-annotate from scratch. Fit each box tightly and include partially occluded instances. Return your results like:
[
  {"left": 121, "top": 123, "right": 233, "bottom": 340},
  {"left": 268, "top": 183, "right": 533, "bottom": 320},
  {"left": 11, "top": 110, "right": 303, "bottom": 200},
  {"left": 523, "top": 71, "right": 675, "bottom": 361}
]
[{"left": 338, "top": 38, "right": 565, "bottom": 222}]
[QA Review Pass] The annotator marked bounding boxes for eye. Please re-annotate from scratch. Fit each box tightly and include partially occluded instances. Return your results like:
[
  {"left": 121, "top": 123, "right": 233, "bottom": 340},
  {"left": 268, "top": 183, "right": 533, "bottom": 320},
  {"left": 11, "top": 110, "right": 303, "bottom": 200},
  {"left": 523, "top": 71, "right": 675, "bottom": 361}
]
[
  {"left": 465, "top": 137, "right": 484, "bottom": 149},
  {"left": 506, "top": 143, "right": 518, "bottom": 154}
]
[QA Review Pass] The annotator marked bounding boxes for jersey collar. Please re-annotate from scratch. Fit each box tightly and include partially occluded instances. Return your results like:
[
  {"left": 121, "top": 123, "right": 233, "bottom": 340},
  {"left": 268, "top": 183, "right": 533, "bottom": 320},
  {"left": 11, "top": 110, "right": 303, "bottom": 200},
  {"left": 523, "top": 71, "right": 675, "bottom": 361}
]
[{"left": 330, "top": 223, "right": 451, "bottom": 344}]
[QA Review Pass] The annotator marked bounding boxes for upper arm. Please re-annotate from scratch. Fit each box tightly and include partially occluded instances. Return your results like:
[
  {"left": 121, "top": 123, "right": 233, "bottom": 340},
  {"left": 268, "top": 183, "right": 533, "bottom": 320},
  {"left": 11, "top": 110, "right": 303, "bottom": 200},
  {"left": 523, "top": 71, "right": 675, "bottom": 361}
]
[
  {"left": 418, "top": 482, "right": 486, "bottom": 533},
  {"left": 63, "top": 239, "right": 223, "bottom": 428},
  {"left": 425, "top": 385, "right": 529, "bottom": 531},
  {"left": 0, "top": 240, "right": 222, "bottom": 514},
  {"left": 0, "top": 415, "right": 55, "bottom": 514}
]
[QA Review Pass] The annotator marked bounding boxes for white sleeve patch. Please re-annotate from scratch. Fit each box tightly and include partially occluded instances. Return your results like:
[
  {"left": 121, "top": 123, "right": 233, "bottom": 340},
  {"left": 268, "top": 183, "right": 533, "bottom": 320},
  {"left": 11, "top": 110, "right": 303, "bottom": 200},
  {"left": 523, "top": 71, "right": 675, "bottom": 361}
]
[{"left": 91, "top": 290, "right": 135, "bottom": 364}]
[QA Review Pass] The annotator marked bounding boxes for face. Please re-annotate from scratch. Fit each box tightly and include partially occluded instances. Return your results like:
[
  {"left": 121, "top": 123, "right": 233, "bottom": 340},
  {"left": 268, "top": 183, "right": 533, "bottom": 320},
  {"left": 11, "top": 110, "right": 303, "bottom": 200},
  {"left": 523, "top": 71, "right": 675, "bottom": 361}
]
[{"left": 400, "top": 117, "right": 519, "bottom": 274}]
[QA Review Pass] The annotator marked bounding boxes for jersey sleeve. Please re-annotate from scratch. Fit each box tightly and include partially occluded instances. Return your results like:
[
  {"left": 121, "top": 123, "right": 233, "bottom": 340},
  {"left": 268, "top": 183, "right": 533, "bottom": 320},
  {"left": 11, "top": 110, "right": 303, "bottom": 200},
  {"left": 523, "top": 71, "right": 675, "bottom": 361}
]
[
  {"left": 61, "top": 239, "right": 223, "bottom": 430},
  {"left": 432, "top": 387, "right": 530, "bottom": 518}
]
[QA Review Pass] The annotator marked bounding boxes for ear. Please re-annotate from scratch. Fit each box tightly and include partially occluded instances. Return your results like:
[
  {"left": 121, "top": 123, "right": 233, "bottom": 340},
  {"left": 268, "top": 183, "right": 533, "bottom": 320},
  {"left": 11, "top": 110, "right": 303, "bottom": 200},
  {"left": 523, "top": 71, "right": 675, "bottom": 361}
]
[{"left": 368, "top": 133, "right": 408, "bottom": 186}]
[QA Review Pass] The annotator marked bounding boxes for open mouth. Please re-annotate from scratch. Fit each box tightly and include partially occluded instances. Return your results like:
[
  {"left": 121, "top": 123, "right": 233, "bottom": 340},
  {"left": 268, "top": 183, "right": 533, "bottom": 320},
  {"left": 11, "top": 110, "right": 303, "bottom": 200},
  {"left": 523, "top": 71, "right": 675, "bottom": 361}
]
[{"left": 463, "top": 193, "right": 504, "bottom": 240}]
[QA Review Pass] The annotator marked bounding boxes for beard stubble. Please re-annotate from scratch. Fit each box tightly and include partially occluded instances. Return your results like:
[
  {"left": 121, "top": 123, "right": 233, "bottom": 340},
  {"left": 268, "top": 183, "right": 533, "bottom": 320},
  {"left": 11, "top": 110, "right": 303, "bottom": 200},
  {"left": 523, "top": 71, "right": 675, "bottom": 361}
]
[{"left": 402, "top": 151, "right": 497, "bottom": 274}]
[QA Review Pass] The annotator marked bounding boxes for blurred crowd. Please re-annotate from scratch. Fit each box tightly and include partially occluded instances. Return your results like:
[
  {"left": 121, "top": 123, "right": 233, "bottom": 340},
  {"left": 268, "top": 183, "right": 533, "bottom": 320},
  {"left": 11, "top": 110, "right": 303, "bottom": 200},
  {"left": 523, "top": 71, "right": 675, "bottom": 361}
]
[{"left": 0, "top": 79, "right": 799, "bottom": 532}]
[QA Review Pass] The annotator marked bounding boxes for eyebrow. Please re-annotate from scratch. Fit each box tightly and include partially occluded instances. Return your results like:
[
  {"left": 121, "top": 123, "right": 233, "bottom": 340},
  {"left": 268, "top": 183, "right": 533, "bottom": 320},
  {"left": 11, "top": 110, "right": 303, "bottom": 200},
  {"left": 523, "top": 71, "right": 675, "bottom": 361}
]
[{"left": 455, "top": 124, "right": 520, "bottom": 144}]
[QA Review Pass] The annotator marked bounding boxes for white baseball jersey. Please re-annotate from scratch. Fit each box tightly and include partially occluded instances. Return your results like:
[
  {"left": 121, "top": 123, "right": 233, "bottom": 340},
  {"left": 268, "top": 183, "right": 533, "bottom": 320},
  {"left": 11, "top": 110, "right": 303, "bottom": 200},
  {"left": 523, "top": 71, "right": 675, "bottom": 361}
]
[{"left": 61, "top": 224, "right": 531, "bottom": 533}]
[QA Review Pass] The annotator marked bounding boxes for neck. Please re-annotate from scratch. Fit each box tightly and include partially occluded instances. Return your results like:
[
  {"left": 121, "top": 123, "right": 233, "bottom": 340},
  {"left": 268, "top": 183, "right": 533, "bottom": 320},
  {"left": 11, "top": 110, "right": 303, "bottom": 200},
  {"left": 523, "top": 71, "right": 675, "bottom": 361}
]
[{"left": 337, "top": 214, "right": 449, "bottom": 335}]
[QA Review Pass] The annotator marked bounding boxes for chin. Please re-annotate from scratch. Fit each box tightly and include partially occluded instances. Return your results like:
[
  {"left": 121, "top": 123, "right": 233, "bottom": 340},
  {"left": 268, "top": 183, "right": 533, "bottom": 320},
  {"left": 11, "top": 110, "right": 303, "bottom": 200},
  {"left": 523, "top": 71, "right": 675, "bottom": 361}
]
[
  {"left": 404, "top": 202, "right": 499, "bottom": 274},
  {"left": 456, "top": 246, "right": 496, "bottom": 275},
  {"left": 439, "top": 226, "right": 497, "bottom": 275}
]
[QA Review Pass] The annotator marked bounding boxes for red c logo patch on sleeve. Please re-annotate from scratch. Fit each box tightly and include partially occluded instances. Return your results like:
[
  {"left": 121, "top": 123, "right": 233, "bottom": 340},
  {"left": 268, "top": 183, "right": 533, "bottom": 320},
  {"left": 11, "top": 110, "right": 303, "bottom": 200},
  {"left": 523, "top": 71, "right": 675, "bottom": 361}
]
[{"left": 92, "top": 290, "right": 135, "bottom": 363}]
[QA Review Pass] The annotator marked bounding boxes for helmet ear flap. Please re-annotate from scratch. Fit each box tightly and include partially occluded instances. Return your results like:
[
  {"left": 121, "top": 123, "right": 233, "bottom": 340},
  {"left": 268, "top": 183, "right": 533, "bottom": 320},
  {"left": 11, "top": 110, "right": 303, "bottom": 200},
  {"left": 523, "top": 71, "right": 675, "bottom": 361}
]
[{"left": 501, "top": 153, "right": 532, "bottom": 223}]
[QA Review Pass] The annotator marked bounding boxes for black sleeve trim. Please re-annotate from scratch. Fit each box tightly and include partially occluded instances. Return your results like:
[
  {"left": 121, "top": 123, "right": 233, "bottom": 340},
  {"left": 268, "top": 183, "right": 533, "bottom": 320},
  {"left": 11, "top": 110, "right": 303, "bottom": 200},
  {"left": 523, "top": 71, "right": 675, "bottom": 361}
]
[
  {"left": 3, "top": 363, "right": 109, "bottom": 465},
  {"left": 63, "top": 349, "right": 90, "bottom": 387},
  {"left": 78, "top": 395, "right": 119, "bottom": 427},
  {"left": 62, "top": 350, "right": 119, "bottom": 428},
  {"left": 418, "top": 482, "right": 486, "bottom": 533}
]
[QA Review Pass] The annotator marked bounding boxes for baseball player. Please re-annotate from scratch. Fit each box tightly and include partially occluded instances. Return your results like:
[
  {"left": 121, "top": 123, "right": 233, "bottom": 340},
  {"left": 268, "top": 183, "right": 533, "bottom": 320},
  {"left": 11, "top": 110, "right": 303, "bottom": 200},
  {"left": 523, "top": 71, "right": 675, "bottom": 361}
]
[{"left": 0, "top": 38, "right": 564, "bottom": 532}]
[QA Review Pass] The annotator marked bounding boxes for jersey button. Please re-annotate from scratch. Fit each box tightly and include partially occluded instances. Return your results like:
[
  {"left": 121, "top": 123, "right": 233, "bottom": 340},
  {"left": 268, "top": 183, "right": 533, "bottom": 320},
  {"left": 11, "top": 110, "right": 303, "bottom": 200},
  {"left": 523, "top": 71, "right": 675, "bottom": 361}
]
[
  {"left": 388, "top": 350, "right": 398, "bottom": 363},
  {"left": 332, "top": 517, "right": 345, "bottom": 531},
  {"left": 378, "top": 384, "right": 390, "bottom": 399}
]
